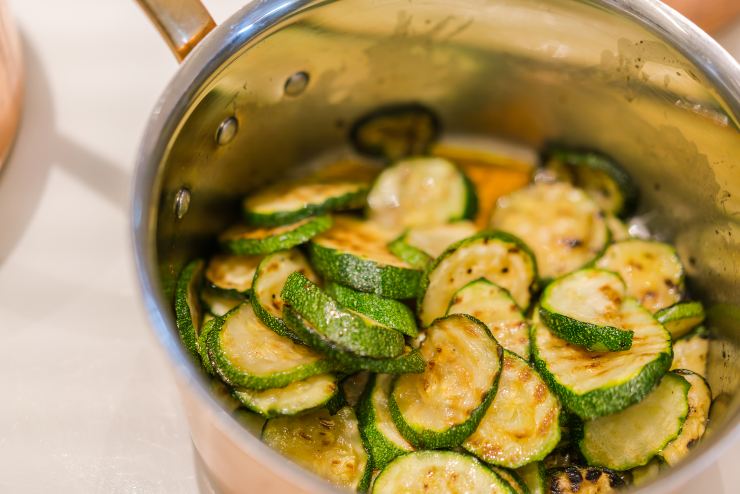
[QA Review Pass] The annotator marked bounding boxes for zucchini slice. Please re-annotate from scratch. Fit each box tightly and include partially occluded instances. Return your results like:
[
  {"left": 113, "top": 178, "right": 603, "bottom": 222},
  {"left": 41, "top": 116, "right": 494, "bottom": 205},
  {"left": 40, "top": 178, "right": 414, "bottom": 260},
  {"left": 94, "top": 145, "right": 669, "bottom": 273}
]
[
  {"left": 595, "top": 240, "right": 684, "bottom": 313},
  {"left": 655, "top": 301, "right": 705, "bottom": 340},
  {"left": 341, "top": 371, "right": 371, "bottom": 407},
  {"left": 357, "top": 374, "right": 414, "bottom": 469},
  {"left": 419, "top": 231, "right": 537, "bottom": 326},
  {"left": 548, "top": 466, "right": 627, "bottom": 493},
  {"left": 539, "top": 269, "right": 633, "bottom": 352},
  {"left": 490, "top": 182, "right": 609, "bottom": 280},
  {"left": 233, "top": 373, "right": 340, "bottom": 419},
  {"left": 464, "top": 351, "right": 561, "bottom": 469},
  {"left": 388, "top": 221, "right": 478, "bottom": 269},
  {"left": 491, "top": 467, "right": 528, "bottom": 494},
  {"left": 531, "top": 301, "right": 672, "bottom": 419},
  {"left": 283, "top": 307, "right": 426, "bottom": 374},
  {"left": 308, "top": 216, "right": 422, "bottom": 299},
  {"left": 282, "top": 272, "right": 405, "bottom": 358},
  {"left": 670, "top": 327, "right": 709, "bottom": 376},
  {"left": 175, "top": 259, "right": 205, "bottom": 360},
  {"left": 206, "top": 302, "right": 334, "bottom": 390},
  {"left": 326, "top": 282, "right": 418, "bottom": 337},
  {"left": 198, "top": 315, "right": 224, "bottom": 375},
  {"left": 447, "top": 278, "right": 530, "bottom": 359},
  {"left": 630, "top": 459, "right": 663, "bottom": 487},
  {"left": 201, "top": 287, "right": 243, "bottom": 317},
  {"left": 220, "top": 215, "right": 332, "bottom": 255},
  {"left": 349, "top": 102, "right": 440, "bottom": 160},
  {"left": 390, "top": 314, "right": 503, "bottom": 448},
  {"left": 262, "top": 406, "right": 372, "bottom": 491},
  {"left": 660, "top": 370, "right": 712, "bottom": 466},
  {"left": 366, "top": 157, "right": 477, "bottom": 229},
  {"left": 243, "top": 180, "right": 367, "bottom": 227},
  {"left": 371, "top": 451, "right": 514, "bottom": 494},
  {"left": 541, "top": 147, "right": 638, "bottom": 218},
  {"left": 605, "top": 215, "right": 630, "bottom": 242},
  {"left": 579, "top": 373, "right": 690, "bottom": 470},
  {"left": 205, "top": 253, "right": 262, "bottom": 296},
  {"left": 517, "top": 462, "right": 547, "bottom": 494},
  {"left": 251, "top": 249, "right": 320, "bottom": 340}
]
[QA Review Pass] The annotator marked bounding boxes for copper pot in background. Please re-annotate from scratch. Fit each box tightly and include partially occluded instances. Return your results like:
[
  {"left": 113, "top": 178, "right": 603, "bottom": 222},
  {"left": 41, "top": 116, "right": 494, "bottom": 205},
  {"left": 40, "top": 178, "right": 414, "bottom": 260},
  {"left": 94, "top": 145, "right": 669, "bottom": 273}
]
[
  {"left": 0, "top": 0, "right": 23, "bottom": 168},
  {"left": 133, "top": 0, "right": 740, "bottom": 492}
]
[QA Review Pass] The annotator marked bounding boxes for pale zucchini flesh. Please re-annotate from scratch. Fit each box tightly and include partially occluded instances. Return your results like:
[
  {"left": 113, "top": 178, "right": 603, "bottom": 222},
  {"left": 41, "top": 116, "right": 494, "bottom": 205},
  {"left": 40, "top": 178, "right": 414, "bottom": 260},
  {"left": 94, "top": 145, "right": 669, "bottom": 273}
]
[
  {"left": 205, "top": 253, "right": 262, "bottom": 295},
  {"left": 220, "top": 215, "right": 333, "bottom": 255},
  {"left": 201, "top": 288, "right": 243, "bottom": 317},
  {"left": 251, "top": 249, "right": 320, "bottom": 340},
  {"left": 388, "top": 221, "right": 478, "bottom": 269},
  {"left": 670, "top": 329, "right": 709, "bottom": 376},
  {"left": 579, "top": 373, "right": 690, "bottom": 470},
  {"left": 243, "top": 180, "right": 368, "bottom": 226},
  {"left": 234, "top": 373, "right": 340, "bottom": 418},
  {"left": 357, "top": 374, "right": 414, "bottom": 469},
  {"left": 367, "top": 157, "right": 476, "bottom": 229},
  {"left": 655, "top": 301, "right": 705, "bottom": 340},
  {"left": 419, "top": 231, "right": 537, "bottom": 326},
  {"left": 548, "top": 466, "right": 627, "bottom": 493},
  {"left": 447, "top": 278, "right": 530, "bottom": 359},
  {"left": 308, "top": 216, "right": 422, "bottom": 299},
  {"left": 531, "top": 300, "right": 672, "bottom": 419},
  {"left": 539, "top": 269, "right": 633, "bottom": 352},
  {"left": 464, "top": 351, "right": 561, "bottom": 469},
  {"left": 371, "top": 450, "right": 514, "bottom": 494},
  {"left": 390, "top": 314, "right": 502, "bottom": 448},
  {"left": 490, "top": 182, "right": 609, "bottom": 280},
  {"left": 595, "top": 239, "right": 684, "bottom": 312},
  {"left": 262, "top": 406, "right": 371, "bottom": 491},
  {"left": 207, "top": 302, "right": 334, "bottom": 390},
  {"left": 660, "top": 370, "right": 711, "bottom": 466},
  {"left": 517, "top": 462, "right": 547, "bottom": 494},
  {"left": 341, "top": 371, "right": 371, "bottom": 407}
]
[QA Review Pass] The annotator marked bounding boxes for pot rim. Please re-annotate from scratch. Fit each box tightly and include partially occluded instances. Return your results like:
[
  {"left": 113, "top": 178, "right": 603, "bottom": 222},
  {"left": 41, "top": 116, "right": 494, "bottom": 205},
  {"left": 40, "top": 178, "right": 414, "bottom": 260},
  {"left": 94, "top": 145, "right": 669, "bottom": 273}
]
[{"left": 132, "top": 1, "right": 740, "bottom": 492}]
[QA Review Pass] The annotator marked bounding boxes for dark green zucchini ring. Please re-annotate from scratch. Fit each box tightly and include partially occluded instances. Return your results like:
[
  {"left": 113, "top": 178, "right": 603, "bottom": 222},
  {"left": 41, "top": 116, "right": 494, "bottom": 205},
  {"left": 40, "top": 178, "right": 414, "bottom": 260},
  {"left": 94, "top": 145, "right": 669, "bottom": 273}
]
[
  {"left": 232, "top": 373, "right": 341, "bottom": 419},
  {"left": 541, "top": 146, "right": 638, "bottom": 218},
  {"left": 349, "top": 102, "right": 441, "bottom": 160},
  {"left": 175, "top": 259, "right": 205, "bottom": 361},
  {"left": 220, "top": 215, "right": 332, "bottom": 255}
]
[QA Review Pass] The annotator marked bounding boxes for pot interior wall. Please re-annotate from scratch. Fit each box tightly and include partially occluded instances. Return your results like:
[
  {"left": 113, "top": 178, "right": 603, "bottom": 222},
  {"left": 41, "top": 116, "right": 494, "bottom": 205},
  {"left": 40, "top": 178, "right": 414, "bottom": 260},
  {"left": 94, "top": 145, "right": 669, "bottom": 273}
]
[{"left": 149, "top": 0, "right": 739, "bottom": 486}]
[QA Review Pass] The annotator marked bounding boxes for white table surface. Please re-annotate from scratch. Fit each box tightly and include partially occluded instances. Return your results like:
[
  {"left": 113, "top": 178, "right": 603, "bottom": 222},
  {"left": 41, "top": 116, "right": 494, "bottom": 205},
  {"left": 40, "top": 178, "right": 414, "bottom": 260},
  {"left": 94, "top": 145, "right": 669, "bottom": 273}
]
[{"left": 0, "top": 1, "right": 737, "bottom": 492}]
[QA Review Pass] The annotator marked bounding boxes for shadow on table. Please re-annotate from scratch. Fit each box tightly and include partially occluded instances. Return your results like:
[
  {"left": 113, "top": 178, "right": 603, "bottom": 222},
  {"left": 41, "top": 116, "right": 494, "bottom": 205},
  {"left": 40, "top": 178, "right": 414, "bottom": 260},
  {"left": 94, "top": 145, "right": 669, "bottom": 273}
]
[{"left": 0, "top": 32, "right": 130, "bottom": 265}]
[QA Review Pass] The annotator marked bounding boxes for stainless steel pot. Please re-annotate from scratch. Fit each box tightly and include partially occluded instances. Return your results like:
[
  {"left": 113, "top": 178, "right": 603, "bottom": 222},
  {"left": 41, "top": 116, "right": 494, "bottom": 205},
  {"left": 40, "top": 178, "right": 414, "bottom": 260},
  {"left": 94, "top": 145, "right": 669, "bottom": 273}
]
[{"left": 132, "top": 0, "right": 740, "bottom": 492}]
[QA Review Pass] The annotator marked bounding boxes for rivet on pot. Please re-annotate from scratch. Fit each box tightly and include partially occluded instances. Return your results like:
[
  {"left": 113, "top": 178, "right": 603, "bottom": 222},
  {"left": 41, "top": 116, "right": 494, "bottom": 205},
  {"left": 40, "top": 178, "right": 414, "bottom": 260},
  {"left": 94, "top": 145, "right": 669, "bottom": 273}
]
[
  {"left": 215, "top": 116, "right": 238, "bottom": 145},
  {"left": 284, "top": 71, "right": 309, "bottom": 96},
  {"left": 174, "top": 187, "right": 191, "bottom": 219}
]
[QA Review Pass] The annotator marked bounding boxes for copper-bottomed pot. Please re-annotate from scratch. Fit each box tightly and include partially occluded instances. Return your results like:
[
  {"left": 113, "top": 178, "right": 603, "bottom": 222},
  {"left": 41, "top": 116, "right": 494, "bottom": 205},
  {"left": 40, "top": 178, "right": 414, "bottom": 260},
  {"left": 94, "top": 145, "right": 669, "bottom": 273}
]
[
  {"left": 0, "top": 0, "right": 23, "bottom": 169},
  {"left": 132, "top": 0, "right": 740, "bottom": 492}
]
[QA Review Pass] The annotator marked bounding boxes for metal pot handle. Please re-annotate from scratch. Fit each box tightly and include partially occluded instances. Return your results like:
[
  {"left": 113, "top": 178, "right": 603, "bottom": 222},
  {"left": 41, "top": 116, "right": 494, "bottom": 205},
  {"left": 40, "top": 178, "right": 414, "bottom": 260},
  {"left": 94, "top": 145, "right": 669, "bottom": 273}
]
[{"left": 135, "top": 0, "right": 216, "bottom": 62}]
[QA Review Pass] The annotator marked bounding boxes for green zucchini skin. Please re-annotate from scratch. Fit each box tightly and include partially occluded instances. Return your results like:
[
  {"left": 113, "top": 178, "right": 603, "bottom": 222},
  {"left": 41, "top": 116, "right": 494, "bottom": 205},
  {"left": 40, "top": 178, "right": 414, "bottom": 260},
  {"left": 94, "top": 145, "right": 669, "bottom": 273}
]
[
  {"left": 197, "top": 315, "right": 224, "bottom": 375},
  {"left": 539, "top": 269, "right": 633, "bottom": 352},
  {"left": 243, "top": 185, "right": 367, "bottom": 227},
  {"left": 356, "top": 374, "right": 414, "bottom": 469},
  {"left": 542, "top": 146, "right": 638, "bottom": 218},
  {"left": 175, "top": 259, "right": 205, "bottom": 361},
  {"left": 282, "top": 272, "right": 405, "bottom": 358},
  {"left": 232, "top": 373, "right": 341, "bottom": 419},
  {"left": 308, "top": 239, "right": 422, "bottom": 300},
  {"left": 283, "top": 307, "right": 425, "bottom": 374},
  {"left": 349, "top": 102, "right": 441, "bottom": 160},
  {"left": 578, "top": 373, "right": 690, "bottom": 470},
  {"left": 326, "top": 282, "right": 418, "bottom": 337},
  {"left": 418, "top": 230, "right": 538, "bottom": 326},
  {"left": 207, "top": 303, "right": 336, "bottom": 390},
  {"left": 371, "top": 450, "right": 515, "bottom": 494},
  {"left": 389, "top": 314, "right": 503, "bottom": 449},
  {"left": 530, "top": 307, "right": 673, "bottom": 420},
  {"left": 220, "top": 215, "right": 333, "bottom": 255},
  {"left": 387, "top": 235, "right": 433, "bottom": 270},
  {"left": 490, "top": 467, "right": 529, "bottom": 494},
  {"left": 655, "top": 301, "right": 705, "bottom": 340}
]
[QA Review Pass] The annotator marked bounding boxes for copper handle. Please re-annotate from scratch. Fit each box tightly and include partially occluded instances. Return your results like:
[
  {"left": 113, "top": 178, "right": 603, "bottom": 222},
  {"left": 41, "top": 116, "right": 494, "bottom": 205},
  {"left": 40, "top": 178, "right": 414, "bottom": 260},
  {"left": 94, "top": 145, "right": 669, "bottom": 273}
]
[{"left": 136, "top": 0, "right": 216, "bottom": 62}]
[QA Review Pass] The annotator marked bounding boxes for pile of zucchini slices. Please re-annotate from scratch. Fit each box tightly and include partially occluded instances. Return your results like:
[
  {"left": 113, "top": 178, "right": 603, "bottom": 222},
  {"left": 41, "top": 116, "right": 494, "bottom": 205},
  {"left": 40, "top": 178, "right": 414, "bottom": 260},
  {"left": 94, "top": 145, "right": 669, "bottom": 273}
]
[{"left": 175, "top": 139, "right": 711, "bottom": 493}]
